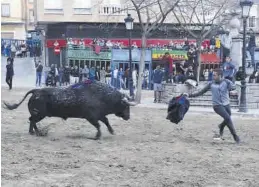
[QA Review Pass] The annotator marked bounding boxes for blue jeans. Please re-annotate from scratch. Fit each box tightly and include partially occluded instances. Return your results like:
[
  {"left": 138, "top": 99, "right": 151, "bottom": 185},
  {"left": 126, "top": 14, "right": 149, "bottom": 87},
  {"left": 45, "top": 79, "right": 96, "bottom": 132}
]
[
  {"left": 36, "top": 72, "right": 42, "bottom": 86},
  {"left": 213, "top": 105, "right": 237, "bottom": 137}
]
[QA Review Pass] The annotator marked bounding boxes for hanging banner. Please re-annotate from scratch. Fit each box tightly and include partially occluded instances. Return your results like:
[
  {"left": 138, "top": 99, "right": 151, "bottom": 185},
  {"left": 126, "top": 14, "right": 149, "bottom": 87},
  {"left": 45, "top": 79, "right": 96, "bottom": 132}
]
[
  {"left": 152, "top": 50, "right": 188, "bottom": 60},
  {"left": 67, "top": 50, "right": 111, "bottom": 60}
]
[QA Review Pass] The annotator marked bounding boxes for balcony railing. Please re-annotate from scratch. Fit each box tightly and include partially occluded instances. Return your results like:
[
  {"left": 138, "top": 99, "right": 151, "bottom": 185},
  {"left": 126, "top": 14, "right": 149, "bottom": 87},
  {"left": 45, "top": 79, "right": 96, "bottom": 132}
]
[
  {"left": 99, "top": 4, "right": 126, "bottom": 15},
  {"left": 67, "top": 48, "right": 111, "bottom": 60}
]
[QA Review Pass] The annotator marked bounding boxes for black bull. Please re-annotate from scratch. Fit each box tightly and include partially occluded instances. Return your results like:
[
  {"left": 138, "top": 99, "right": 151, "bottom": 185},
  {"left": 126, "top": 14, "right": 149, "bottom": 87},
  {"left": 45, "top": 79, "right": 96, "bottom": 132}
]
[{"left": 3, "top": 81, "right": 136, "bottom": 139}]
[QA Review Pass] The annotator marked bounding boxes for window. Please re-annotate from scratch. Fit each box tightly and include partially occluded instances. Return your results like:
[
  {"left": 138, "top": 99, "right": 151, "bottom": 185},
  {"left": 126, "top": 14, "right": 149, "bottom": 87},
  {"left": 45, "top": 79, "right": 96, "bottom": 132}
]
[
  {"left": 29, "top": 0, "right": 34, "bottom": 3},
  {"left": 99, "top": 0, "right": 125, "bottom": 15},
  {"left": 1, "top": 4, "right": 10, "bottom": 17},
  {"left": 249, "top": 16, "right": 256, "bottom": 28},
  {"left": 44, "top": 0, "right": 63, "bottom": 14},
  {"left": 29, "top": 9, "right": 34, "bottom": 23},
  {"left": 99, "top": 5, "right": 125, "bottom": 15},
  {"left": 73, "top": 0, "right": 91, "bottom": 14}
]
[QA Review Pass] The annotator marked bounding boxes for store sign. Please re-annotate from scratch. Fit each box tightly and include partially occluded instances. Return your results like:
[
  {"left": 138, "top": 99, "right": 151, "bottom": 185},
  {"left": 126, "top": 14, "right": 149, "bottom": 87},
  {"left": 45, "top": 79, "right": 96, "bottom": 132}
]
[
  {"left": 152, "top": 50, "right": 188, "bottom": 60},
  {"left": 112, "top": 49, "right": 152, "bottom": 62},
  {"left": 67, "top": 49, "right": 111, "bottom": 60},
  {"left": 54, "top": 46, "right": 61, "bottom": 55}
]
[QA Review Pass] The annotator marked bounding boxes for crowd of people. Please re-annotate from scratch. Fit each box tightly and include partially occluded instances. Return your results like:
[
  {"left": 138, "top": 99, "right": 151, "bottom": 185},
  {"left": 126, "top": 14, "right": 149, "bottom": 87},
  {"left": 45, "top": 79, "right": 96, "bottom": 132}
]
[
  {"left": 4, "top": 29, "right": 259, "bottom": 92},
  {"left": 1, "top": 40, "right": 41, "bottom": 58},
  {"left": 67, "top": 37, "right": 219, "bottom": 54},
  {"left": 37, "top": 63, "right": 149, "bottom": 90}
]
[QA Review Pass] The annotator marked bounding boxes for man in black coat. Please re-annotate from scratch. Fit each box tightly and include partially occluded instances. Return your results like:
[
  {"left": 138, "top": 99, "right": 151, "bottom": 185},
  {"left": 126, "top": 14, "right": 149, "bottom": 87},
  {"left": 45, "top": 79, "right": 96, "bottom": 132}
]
[{"left": 6, "top": 57, "right": 14, "bottom": 90}]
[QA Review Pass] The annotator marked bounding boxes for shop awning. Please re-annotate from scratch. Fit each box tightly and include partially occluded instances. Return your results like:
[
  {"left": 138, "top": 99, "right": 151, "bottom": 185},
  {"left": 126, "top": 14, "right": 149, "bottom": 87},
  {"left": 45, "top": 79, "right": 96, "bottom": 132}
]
[{"left": 200, "top": 53, "right": 220, "bottom": 64}]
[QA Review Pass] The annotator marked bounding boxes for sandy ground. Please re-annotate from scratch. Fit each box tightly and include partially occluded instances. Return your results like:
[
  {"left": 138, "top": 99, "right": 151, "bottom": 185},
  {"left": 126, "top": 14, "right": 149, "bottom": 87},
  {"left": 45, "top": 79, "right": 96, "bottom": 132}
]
[{"left": 1, "top": 87, "right": 259, "bottom": 187}]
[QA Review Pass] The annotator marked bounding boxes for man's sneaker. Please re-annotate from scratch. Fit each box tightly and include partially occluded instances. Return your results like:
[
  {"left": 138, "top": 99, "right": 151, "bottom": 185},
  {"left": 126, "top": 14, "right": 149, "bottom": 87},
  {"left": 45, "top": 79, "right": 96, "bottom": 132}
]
[
  {"left": 234, "top": 135, "right": 240, "bottom": 144},
  {"left": 153, "top": 99, "right": 157, "bottom": 103},
  {"left": 213, "top": 134, "right": 224, "bottom": 141}
]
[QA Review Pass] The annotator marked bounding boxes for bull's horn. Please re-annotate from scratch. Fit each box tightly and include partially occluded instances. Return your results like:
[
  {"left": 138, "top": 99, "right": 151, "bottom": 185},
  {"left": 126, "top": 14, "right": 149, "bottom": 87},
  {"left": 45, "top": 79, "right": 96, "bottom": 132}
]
[{"left": 122, "top": 97, "right": 137, "bottom": 106}]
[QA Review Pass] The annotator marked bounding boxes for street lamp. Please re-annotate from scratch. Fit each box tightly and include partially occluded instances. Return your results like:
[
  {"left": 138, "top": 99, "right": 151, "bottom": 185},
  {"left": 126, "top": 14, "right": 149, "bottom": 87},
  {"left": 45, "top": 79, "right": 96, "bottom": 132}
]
[
  {"left": 124, "top": 14, "right": 134, "bottom": 100},
  {"left": 239, "top": 0, "right": 253, "bottom": 113}
]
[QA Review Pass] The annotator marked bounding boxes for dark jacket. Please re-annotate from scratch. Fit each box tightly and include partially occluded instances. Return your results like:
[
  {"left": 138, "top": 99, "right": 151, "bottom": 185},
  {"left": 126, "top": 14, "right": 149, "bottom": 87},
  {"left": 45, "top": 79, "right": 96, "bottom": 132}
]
[
  {"left": 152, "top": 69, "right": 164, "bottom": 84},
  {"left": 248, "top": 35, "right": 256, "bottom": 49},
  {"left": 210, "top": 38, "right": 216, "bottom": 46},
  {"left": 6, "top": 64, "right": 14, "bottom": 77},
  {"left": 167, "top": 95, "right": 190, "bottom": 124},
  {"left": 36, "top": 64, "right": 43, "bottom": 73},
  {"left": 72, "top": 68, "right": 79, "bottom": 77}
]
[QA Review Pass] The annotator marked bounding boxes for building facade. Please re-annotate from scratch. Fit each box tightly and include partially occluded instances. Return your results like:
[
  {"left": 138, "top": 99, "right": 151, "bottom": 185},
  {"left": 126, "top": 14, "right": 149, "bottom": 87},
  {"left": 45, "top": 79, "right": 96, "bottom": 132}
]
[
  {"left": 34, "top": 0, "right": 210, "bottom": 66},
  {"left": 1, "top": 0, "right": 35, "bottom": 40},
  {"left": 34, "top": 0, "right": 259, "bottom": 67}
]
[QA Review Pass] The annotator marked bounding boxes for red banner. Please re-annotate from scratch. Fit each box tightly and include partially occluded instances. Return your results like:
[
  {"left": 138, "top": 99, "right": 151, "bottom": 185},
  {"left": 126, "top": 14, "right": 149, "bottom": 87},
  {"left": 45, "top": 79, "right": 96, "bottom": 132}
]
[{"left": 46, "top": 38, "right": 210, "bottom": 48}]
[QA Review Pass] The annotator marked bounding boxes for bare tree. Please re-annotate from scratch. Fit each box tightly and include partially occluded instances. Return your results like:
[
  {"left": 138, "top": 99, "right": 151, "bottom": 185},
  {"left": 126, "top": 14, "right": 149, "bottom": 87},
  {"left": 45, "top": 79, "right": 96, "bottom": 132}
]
[
  {"left": 126, "top": 0, "right": 180, "bottom": 103},
  {"left": 171, "top": 0, "right": 238, "bottom": 82}
]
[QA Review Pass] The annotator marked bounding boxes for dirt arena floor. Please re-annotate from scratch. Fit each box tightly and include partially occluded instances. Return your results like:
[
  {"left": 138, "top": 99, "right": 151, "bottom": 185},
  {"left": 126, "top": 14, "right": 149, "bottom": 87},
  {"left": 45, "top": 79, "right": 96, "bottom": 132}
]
[{"left": 1, "top": 87, "right": 259, "bottom": 187}]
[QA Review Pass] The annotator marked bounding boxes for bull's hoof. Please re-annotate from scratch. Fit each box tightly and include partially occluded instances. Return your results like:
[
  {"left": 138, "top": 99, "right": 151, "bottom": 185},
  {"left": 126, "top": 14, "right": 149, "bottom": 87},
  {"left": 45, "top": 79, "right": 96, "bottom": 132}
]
[
  {"left": 35, "top": 131, "right": 41, "bottom": 136},
  {"left": 94, "top": 136, "right": 101, "bottom": 140},
  {"left": 94, "top": 131, "right": 101, "bottom": 140},
  {"left": 29, "top": 131, "right": 35, "bottom": 135},
  {"left": 108, "top": 129, "right": 115, "bottom": 135},
  {"left": 35, "top": 131, "right": 45, "bottom": 136}
]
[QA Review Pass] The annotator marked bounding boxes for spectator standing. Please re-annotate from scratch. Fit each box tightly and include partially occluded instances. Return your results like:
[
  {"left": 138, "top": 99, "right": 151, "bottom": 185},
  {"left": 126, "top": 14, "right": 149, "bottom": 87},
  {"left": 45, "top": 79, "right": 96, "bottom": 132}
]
[
  {"left": 105, "top": 66, "right": 112, "bottom": 86},
  {"left": 10, "top": 43, "right": 16, "bottom": 58},
  {"left": 64, "top": 65, "right": 71, "bottom": 85},
  {"left": 210, "top": 36, "right": 216, "bottom": 50},
  {"left": 95, "top": 66, "right": 100, "bottom": 81},
  {"left": 36, "top": 62, "right": 43, "bottom": 87},
  {"left": 222, "top": 56, "right": 236, "bottom": 82},
  {"left": 100, "top": 67, "right": 106, "bottom": 83},
  {"left": 113, "top": 67, "right": 119, "bottom": 88},
  {"left": 6, "top": 57, "right": 14, "bottom": 90},
  {"left": 72, "top": 66, "right": 79, "bottom": 84},
  {"left": 220, "top": 31, "right": 232, "bottom": 61},
  {"left": 161, "top": 52, "right": 173, "bottom": 83},
  {"left": 152, "top": 65, "right": 164, "bottom": 103},
  {"left": 247, "top": 29, "right": 256, "bottom": 68},
  {"left": 89, "top": 67, "right": 96, "bottom": 81},
  {"left": 82, "top": 65, "right": 89, "bottom": 81}
]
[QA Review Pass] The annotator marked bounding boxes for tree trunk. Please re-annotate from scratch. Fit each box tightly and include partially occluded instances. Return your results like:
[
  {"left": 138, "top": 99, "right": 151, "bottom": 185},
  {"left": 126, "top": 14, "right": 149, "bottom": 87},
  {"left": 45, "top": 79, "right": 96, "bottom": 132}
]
[
  {"left": 135, "top": 34, "right": 147, "bottom": 103},
  {"left": 196, "top": 39, "right": 202, "bottom": 83}
]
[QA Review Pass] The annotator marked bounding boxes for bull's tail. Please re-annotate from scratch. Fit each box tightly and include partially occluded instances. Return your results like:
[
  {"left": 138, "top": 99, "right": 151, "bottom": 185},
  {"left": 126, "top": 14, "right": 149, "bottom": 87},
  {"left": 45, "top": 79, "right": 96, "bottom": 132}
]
[{"left": 3, "top": 89, "right": 38, "bottom": 110}]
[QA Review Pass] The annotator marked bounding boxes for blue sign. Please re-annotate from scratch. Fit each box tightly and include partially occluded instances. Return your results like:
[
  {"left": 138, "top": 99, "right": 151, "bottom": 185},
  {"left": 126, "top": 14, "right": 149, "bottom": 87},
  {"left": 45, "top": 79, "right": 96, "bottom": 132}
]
[{"left": 112, "top": 49, "right": 152, "bottom": 62}]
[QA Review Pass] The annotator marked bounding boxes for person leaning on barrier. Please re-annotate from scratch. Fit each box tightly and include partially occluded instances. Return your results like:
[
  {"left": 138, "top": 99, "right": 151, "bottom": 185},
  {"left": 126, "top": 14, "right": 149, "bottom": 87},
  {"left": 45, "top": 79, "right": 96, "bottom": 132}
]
[{"left": 183, "top": 68, "right": 240, "bottom": 144}]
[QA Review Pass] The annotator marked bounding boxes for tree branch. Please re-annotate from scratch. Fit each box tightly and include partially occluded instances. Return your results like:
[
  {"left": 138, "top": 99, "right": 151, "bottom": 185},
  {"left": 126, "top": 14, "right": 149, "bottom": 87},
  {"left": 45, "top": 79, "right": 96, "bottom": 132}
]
[
  {"left": 130, "top": 0, "right": 144, "bottom": 29},
  {"left": 146, "top": 0, "right": 180, "bottom": 33}
]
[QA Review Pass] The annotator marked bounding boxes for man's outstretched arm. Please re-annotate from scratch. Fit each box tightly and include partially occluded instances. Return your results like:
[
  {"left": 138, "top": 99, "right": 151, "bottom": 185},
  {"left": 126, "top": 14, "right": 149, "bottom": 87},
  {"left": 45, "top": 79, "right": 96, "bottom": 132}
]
[{"left": 187, "top": 83, "right": 211, "bottom": 98}]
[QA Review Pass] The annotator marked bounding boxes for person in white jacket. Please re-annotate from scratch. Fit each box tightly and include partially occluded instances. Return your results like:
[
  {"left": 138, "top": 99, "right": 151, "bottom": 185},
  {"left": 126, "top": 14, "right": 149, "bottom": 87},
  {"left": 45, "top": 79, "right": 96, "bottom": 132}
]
[{"left": 132, "top": 68, "right": 137, "bottom": 89}]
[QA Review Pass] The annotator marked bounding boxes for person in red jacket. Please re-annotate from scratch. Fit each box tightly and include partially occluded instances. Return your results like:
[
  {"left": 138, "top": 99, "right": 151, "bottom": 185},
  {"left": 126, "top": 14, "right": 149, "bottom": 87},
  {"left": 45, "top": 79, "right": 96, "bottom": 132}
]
[{"left": 161, "top": 52, "right": 173, "bottom": 83}]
